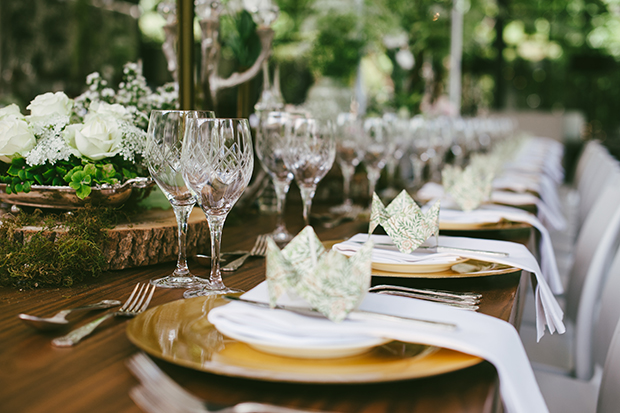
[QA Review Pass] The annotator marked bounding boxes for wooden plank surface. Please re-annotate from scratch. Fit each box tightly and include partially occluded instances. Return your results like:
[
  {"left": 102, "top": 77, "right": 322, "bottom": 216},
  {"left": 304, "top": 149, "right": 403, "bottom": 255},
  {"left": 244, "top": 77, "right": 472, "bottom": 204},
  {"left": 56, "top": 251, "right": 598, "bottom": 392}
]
[{"left": 0, "top": 203, "right": 527, "bottom": 413}]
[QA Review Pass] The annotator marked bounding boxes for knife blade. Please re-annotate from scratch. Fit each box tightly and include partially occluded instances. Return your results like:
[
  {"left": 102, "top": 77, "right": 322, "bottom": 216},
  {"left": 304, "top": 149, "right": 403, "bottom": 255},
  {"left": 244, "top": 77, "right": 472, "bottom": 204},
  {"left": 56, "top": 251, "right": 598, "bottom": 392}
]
[
  {"left": 223, "top": 295, "right": 457, "bottom": 331},
  {"left": 348, "top": 239, "right": 509, "bottom": 257}
]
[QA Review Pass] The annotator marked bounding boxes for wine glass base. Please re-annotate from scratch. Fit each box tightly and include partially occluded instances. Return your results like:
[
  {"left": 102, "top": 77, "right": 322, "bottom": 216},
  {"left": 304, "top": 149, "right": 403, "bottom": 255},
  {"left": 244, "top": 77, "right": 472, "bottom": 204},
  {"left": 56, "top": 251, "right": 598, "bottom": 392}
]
[
  {"left": 269, "top": 229, "right": 293, "bottom": 246},
  {"left": 183, "top": 285, "right": 244, "bottom": 298},
  {"left": 150, "top": 275, "right": 210, "bottom": 289}
]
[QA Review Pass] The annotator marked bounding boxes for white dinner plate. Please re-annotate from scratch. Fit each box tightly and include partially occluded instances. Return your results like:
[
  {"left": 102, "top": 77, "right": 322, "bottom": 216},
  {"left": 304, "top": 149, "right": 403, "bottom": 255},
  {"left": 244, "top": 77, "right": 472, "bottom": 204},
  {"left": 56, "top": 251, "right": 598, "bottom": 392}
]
[{"left": 215, "top": 320, "right": 391, "bottom": 359}]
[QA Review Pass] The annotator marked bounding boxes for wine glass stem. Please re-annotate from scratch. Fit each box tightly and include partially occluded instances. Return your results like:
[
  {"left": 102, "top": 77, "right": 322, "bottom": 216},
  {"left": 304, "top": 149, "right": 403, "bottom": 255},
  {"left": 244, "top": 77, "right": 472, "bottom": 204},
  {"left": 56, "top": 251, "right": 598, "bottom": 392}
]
[
  {"left": 171, "top": 202, "right": 194, "bottom": 277},
  {"left": 207, "top": 214, "right": 227, "bottom": 289},
  {"left": 386, "top": 160, "right": 396, "bottom": 189},
  {"left": 299, "top": 185, "right": 316, "bottom": 226},
  {"left": 273, "top": 178, "right": 291, "bottom": 233},
  {"left": 340, "top": 163, "right": 354, "bottom": 205},
  {"left": 367, "top": 168, "right": 381, "bottom": 199}
]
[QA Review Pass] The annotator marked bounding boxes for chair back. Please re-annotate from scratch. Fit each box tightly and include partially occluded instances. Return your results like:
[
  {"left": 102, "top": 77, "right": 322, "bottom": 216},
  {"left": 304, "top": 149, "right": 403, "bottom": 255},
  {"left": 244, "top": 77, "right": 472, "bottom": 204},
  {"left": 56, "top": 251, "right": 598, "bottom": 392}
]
[
  {"left": 596, "top": 315, "right": 620, "bottom": 413},
  {"left": 575, "top": 230, "right": 620, "bottom": 379},
  {"left": 566, "top": 171, "right": 620, "bottom": 322}
]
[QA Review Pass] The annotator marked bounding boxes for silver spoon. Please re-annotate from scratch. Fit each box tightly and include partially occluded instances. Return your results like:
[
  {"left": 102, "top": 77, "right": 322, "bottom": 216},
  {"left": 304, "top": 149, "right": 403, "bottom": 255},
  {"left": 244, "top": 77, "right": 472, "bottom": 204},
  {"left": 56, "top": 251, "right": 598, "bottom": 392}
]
[{"left": 18, "top": 300, "right": 122, "bottom": 331}]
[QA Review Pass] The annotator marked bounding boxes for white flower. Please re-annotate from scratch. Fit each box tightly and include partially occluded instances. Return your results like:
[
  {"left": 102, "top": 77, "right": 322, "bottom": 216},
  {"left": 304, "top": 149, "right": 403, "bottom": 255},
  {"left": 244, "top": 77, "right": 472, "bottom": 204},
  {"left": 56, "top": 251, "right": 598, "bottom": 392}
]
[
  {"left": 88, "top": 101, "right": 131, "bottom": 121},
  {"left": 0, "top": 104, "right": 25, "bottom": 121},
  {"left": 0, "top": 118, "right": 37, "bottom": 163},
  {"left": 26, "top": 91, "right": 74, "bottom": 121},
  {"left": 64, "top": 114, "right": 122, "bottom": 160}
]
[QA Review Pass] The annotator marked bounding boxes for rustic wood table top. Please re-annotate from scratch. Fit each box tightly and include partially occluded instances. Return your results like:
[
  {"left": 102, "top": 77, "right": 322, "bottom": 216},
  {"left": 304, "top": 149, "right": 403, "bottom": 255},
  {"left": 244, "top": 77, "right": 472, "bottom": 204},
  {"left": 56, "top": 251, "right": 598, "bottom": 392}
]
[{"left": 0, "top": 203, "right": 530, "bottom": 413}]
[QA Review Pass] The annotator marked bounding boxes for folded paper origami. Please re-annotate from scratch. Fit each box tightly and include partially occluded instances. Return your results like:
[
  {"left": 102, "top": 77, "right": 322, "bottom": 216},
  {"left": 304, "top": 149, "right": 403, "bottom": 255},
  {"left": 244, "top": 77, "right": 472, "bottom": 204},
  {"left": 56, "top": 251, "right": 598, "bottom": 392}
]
[
  {"left": 369, "top": 190, "right": 440, "bottom": 254},
  {"left": 265, "top": 226, "right": 374, "bottom": 322},
  {"left": 442, "top": 157, "right": 494, "bottom": 212}
]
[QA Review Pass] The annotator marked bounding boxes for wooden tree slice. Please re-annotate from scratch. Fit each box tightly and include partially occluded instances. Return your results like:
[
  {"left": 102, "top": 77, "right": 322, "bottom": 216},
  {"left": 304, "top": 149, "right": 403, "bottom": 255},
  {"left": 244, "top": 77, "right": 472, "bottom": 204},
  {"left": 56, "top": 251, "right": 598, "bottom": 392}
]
[
  {"left": 103, "top": 207, "right": 209, "bottom": 270},
  {"left": 7, "top": 207, "right": 210, "bottom": 271}
]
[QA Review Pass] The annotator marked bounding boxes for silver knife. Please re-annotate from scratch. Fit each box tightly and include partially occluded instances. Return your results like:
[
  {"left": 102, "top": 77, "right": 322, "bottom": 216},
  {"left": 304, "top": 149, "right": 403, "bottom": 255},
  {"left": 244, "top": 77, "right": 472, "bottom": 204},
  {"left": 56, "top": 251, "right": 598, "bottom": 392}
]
[
  {"left": 223, "top": 296, "right": 457, "bottom": 331},
  {"left": 349, "top": 239, "right": 509, "bottom": 257}
]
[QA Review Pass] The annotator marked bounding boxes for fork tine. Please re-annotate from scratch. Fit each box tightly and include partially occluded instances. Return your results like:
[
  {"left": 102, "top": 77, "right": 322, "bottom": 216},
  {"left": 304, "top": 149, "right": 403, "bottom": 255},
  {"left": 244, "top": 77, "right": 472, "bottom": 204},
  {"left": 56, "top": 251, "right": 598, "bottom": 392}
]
[
  {"left": 126, "top": 284, "right": 147, "bottom": 312},
  {"left": 256, "top": 235, "right": 269, "bottom": 256},
  {"left": 121, "top": 283, "right": 142, "bottom": 311},
  {"left": 138, "top": 285, "right": 156, "bottom": 313}
]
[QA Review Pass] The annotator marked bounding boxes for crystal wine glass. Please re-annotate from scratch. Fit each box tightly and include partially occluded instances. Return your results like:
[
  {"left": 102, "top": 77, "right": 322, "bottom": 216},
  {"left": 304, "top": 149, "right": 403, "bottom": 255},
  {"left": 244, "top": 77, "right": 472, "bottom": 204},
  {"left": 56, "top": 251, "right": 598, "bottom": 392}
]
[
  {"left": 381, "top": 113, "right": 408, "bottom": 200},
  {"left": 283, "top": 117, "right": 336, "bottom": 226},
  {"left": 362, "top": 117, "right": 391, "bottom": 202},
  {"left": 330, "top": 112, "right": 365, "bottom": 214},
  {"left": 181, "top": 118, "right": 254, "bottom": 297},
  {"left": 145, "top": 109, "right": 214, "bottom": 289},
  {"left": 254, "top": 111, "right": 300, "bottom": 245}
]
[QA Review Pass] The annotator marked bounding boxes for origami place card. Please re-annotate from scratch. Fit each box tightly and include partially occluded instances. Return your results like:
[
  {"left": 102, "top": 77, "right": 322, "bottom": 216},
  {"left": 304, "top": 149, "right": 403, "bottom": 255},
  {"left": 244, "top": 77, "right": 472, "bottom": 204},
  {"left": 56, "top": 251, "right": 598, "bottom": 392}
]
[
  {"left": 369, "top": 190, "right": 440, "bottom": 254},
  {"left": 442, "top": 160, "right": 494, "bottom": 212},
  {"left": 265, "top": 226, "right": 374, "bottom": 322}
]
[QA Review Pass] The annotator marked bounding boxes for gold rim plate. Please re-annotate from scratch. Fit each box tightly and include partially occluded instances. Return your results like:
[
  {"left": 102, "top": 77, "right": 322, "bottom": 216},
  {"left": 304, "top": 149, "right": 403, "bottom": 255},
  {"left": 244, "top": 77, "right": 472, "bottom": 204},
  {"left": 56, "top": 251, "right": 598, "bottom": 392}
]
[{"left": 126, "top": 297, "right": 483, "bottom": 384}]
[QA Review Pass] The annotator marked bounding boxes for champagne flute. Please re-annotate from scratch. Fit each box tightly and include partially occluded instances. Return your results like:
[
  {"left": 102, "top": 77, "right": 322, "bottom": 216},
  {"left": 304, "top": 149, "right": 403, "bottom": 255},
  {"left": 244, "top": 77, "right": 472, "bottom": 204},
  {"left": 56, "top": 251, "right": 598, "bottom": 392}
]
[
  {"left": 254, "top": 111, "right": 300, "bottom": 245},
  {"left": 146, "top": 109, "right": 214, "bottom": 289},
  {"left": 283, "top": 117, "right": 336, "bottom": 226},
  {"left": 181, "top": 118, "right": 254, "bottom": 297}
]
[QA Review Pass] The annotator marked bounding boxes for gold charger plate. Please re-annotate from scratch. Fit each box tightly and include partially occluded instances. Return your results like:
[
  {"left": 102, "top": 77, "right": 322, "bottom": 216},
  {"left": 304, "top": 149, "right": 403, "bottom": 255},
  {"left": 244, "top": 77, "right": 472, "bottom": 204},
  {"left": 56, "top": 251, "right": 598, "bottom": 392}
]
[
  {"left": 372, "top": 260, "right": 519, "bottom": 279},
  {"left": 126, "top": 296, "right": 482, "bottom": 384}
]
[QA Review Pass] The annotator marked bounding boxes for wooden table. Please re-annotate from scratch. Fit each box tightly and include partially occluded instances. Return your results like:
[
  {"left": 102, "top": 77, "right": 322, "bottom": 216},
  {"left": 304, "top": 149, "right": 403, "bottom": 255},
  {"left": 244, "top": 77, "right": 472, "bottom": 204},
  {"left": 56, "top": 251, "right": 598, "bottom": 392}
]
[{"left": 0, "top": 204, "right": 528, "bottom": 413}]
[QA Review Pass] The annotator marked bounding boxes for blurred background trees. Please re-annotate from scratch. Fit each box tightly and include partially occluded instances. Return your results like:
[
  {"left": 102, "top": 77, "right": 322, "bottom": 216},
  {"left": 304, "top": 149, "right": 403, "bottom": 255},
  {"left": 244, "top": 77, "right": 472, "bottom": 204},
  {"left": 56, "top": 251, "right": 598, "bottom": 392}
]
[{"left": 1, "top": 0, "right": 620, "bottom": 140}]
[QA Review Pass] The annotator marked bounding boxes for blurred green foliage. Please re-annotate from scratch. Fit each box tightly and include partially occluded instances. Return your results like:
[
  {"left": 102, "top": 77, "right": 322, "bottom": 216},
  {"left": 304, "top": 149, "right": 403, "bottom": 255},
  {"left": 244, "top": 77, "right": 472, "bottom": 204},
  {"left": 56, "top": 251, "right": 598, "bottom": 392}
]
[{"left": 1, "top": 0, "right": 620, "bottom": 137}]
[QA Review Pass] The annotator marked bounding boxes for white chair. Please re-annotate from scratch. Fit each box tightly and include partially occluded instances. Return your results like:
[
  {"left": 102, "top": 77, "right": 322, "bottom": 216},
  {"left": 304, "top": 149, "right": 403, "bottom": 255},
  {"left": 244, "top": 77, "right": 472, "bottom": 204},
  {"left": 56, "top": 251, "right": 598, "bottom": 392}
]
[
  {"left": 552, "top": 141, "right": 618, "bottom": 255},
  {"left": 520, "top": 180, "right": 620, "bottom": 377},
  {"left": 534, "top": 248, "right": 620, "bottom": 412}
]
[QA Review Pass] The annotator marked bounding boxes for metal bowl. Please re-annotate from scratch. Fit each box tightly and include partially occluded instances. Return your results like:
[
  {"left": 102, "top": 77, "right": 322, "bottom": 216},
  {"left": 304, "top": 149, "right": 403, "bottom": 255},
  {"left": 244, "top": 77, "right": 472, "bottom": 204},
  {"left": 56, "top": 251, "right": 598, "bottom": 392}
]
[{"left": 0, "top": 177, "right": 154, "bottom": 210}]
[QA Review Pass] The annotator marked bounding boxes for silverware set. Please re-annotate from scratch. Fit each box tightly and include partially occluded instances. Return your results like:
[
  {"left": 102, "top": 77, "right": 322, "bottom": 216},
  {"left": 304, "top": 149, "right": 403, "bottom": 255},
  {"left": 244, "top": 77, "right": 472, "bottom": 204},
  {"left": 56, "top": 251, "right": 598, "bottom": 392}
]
[
  {"left": 51, "top": 283, "right": 156, "bottom": 347},
  {"left": 127, "top": 352, "right": 331, "bottom": 413},
  {"left": 369, "top": 284, "right": 481, "bottom": 311},
  {"left": 221, "top": 234, "right": 270, "bottom": 271}
]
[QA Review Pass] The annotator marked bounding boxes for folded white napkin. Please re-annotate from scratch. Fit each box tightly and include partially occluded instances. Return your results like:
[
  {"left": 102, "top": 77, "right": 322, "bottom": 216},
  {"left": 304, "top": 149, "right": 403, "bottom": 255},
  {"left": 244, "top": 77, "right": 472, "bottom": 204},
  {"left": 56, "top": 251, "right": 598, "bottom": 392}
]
[
  {"left": 440, "top": 204, "right": 563, "bottom": 295},
  {"left": 333, "top": 234, "right": 565, "bottom": 341},
  {"left": 491, "top": 191, "right": 566, "bottom": 232},
  {"left": 209, "top": 282, "right": 549, "bottom": 413},
  {"left": 419, "top": 183, "right": 566, "bottom": 232}
]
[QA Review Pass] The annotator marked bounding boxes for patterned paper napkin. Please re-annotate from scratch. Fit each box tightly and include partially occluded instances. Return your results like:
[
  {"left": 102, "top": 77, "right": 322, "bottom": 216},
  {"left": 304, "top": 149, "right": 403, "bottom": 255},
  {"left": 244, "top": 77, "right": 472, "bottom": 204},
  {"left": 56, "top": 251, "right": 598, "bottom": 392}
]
[
  {"left": 265, "top": 226, "right": 374, "bottom": 322},
  {"left": 442, "top": 156, "right": 495, "bottom": 212},
  {"left": 369, "top": 190, "right": 440, "bottom": 254}
]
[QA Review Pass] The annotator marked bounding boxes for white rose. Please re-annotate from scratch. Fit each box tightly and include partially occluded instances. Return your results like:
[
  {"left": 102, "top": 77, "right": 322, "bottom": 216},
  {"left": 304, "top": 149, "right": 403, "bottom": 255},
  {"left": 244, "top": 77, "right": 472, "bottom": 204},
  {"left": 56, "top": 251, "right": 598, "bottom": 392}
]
[
  {"left": 64, "top": 114, "right": 122, "bottom": 160},
  {"left": 87, "top": 101, "right": 131, "bottom": 121},
  {"left": 0, "top": 104, "right": 25, "bottom": 121},
  {"left": 26, "top": 91, "right": 73, "bottom": 120},
  {"left": 0, "top": 118, "right": 36, "bottom": 163}
]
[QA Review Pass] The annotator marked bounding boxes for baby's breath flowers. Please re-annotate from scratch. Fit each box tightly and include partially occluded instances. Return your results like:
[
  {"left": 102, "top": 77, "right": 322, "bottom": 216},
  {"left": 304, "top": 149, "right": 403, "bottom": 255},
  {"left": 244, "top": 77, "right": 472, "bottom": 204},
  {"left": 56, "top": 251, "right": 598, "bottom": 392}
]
[{"left": 0, "top": 62, "right": 178, "bottom": 199}]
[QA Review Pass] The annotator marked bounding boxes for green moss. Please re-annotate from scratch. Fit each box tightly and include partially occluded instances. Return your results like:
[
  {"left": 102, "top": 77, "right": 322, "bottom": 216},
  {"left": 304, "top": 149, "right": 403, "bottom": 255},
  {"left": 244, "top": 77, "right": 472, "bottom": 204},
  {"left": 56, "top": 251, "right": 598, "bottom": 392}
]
[{"left": 0, "top": 205, "right": 128, "bottom": 289}]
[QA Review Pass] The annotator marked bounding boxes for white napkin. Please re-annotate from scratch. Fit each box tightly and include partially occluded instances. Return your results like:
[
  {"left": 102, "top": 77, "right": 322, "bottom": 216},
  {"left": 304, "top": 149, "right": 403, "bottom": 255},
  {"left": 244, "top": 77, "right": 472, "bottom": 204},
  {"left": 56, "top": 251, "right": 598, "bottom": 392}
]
[
  {"left": 491, "top": 190, "right": 566, "bottom": 232},
  {"left": 209, "top": 282, "right": 549, "bottom": 413},
  {"left": 419, "top": 183, "right": 566, "bottom": 232},
  {"left": 333, "top": 234, "right": 565, "bottom": 341},
  {"left": 439, "top": 204, "right": 563, "bottom": 295}
]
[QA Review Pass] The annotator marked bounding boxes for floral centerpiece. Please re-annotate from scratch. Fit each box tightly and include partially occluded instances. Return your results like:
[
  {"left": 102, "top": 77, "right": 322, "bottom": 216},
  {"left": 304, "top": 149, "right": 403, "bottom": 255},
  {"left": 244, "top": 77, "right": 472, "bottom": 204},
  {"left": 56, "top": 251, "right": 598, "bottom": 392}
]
[{"left": 0, "top": 63, "right": 177, "bottom": 203}]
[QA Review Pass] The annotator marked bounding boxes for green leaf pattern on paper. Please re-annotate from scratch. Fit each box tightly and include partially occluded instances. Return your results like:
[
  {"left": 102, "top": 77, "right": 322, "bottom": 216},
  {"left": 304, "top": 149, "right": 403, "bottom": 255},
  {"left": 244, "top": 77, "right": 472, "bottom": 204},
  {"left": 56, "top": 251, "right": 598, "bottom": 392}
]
[
  {"left": 442, "top": 154, "right": 495, "bottom": 212},
  {"left": 369, "top": 190, "right": 440, "bottom": 254},
  {"left": 265, "top": 226, "right": 374, "bottom": 322}
]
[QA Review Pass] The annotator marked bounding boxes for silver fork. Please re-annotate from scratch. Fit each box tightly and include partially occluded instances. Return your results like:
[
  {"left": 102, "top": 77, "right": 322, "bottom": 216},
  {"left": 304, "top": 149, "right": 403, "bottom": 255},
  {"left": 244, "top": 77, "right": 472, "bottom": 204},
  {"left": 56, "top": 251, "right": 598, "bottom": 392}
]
[
  {"left": 52, "top": 283, "right": 156, "bottom": 347},
  {"left": 127, "top": 353, "right": 331, "bottom": 413},
  {"left": 369, "top": 284, "right": 481, "bottom": 311},
  {"left": 221, "top": 234, "right": 269, "bottom": 272}
]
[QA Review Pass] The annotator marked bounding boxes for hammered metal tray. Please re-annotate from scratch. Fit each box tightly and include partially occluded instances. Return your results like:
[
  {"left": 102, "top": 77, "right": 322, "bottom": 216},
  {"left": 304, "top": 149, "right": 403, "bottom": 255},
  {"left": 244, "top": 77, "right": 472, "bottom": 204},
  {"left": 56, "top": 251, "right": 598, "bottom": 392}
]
[{"left": 0, "top": 177, "right": 153, "bottom": 209}]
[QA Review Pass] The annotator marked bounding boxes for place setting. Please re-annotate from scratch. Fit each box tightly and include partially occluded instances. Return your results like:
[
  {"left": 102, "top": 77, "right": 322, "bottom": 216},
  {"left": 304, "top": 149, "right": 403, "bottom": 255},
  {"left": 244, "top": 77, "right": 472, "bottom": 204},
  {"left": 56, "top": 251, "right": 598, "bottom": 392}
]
[{"left": 123, "top": 184, "right": 566, "bottom": 413}]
